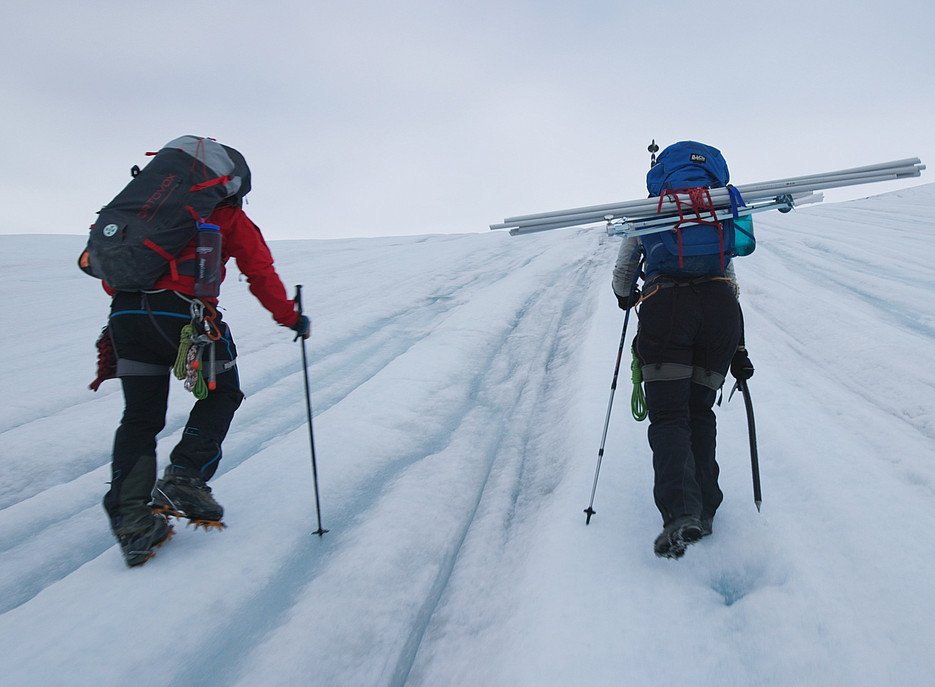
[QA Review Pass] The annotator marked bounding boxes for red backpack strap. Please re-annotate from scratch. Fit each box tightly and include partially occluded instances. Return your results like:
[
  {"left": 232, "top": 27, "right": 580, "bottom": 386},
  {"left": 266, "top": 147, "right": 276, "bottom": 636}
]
[
  {"left": 658, "top": 188, "right": 725, "bottom": 270},
  {"left": 190, "top": 175, "right": 233, "bottom": 192},
  {"left": 142, "top": 239, "right": 180, "bottom": 280}
]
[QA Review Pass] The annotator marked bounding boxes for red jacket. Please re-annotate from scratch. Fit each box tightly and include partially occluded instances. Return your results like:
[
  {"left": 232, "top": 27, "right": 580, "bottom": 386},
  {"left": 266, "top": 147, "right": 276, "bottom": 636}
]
[{"left": 105, "top": 205, "right": 299, "bottom": 328}]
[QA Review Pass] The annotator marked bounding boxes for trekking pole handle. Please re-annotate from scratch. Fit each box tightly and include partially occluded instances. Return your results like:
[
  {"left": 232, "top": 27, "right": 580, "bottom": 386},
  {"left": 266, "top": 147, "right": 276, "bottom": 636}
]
[{"left": 292, "top": 285, "right": 311, "bottom": 341}]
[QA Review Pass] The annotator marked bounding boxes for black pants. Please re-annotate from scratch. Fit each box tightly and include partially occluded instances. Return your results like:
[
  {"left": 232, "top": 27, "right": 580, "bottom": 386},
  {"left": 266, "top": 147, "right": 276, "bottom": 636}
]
[
  {"left": 635, "top": 279, "right": 741, "bottom": 525},
  {"left": 103, "top": 291, "right": 243, "bottom": 519}
]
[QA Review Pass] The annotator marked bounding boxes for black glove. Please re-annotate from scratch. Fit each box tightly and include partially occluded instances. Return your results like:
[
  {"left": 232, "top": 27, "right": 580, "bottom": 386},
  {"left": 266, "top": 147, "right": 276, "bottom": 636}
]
[
  {"left": 730, "top": 346, "right": 754, "bottom": 381},
  {"left": 615, "top": 288, "right": 641, "bottom": 311},
  {"left": 291, "top": 314, "right": 311, "bottom": 341}
]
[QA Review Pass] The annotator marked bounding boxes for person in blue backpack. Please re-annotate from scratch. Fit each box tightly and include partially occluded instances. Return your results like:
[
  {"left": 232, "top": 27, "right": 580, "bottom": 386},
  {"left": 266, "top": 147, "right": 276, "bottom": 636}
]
[{"left": 612, "top": 141, "right": 754, "bottom": 559}]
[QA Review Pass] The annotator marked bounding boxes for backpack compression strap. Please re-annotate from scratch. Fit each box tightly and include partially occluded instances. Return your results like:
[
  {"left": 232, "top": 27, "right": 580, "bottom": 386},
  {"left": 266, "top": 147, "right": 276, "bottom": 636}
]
[
  {"left": 142, "top": 239, "right": 182, "bottom": 281},
  {"left": 140, "top": 206, "right": 206, "bottom": 282},
  {"left": 189, "top": 175, "right": 233, "bottom": 192}
]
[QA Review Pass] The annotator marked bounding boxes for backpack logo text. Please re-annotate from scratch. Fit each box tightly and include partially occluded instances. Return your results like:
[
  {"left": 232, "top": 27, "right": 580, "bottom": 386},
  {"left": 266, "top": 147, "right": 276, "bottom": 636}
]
[{"left": 137, "top": 173, "right": 178, "bottom": 221}]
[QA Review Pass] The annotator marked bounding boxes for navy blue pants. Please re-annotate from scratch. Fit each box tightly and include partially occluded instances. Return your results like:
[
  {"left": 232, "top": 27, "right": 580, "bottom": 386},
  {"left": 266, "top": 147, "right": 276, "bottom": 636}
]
[
  {"left": 103, "top": 291, "right": 243, "bottom": 518},
  {"left": 635, "top": 279, "right": 741, "bottom": 525}
]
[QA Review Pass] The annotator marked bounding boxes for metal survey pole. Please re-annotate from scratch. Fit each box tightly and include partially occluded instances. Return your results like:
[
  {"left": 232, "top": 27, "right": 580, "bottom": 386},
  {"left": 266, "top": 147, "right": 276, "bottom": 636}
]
[{"left": 491, "top": 158, "right": 924, "bottom": 235}]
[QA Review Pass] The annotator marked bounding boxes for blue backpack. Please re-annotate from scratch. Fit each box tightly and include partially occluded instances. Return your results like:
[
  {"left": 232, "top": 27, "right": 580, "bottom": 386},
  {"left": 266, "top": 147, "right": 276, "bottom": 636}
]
[{"left": 641, "top": 141, "right": 751, "bottom": 279}]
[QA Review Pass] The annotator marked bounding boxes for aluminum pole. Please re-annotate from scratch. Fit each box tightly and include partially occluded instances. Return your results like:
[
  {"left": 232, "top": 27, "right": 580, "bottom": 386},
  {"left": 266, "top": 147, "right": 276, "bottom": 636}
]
[
  {"left": 495, "top": 158, "right": 922, "bottom": 228},
  {"left": 500, "top": 165, "right": 921, "bottom": 231},
  {"left": 493, "top": 161, "right": 924, "bottom": 234}
]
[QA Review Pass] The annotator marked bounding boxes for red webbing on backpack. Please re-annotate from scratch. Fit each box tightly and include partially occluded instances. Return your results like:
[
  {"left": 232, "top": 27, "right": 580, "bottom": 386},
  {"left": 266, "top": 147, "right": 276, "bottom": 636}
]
[
  {"left": 657, "top": 188, "right": 725, "bottom": 270},
  {"left": 142, "top": 239, "right": 180, "bottom": 280},
  {"left": 138, "top": 206, "right": 205, "bottom": 282},
  {"left": 189, "top": 175, "right": 232, "bottom": 192},
  {"left": 186, "top": 137, "right": 231, "bottom": 192}
]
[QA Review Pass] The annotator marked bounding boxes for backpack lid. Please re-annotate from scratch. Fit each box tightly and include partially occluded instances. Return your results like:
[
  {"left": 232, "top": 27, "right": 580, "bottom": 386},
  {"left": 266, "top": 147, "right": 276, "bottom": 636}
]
[
  {"left": 646, "top": 141, "right": 730, "bottom": 197},
  {"left": 220, "top": 144, "right": 251, "bottom": 206},
  {"left": 162, "top": 136, "right": 251, "bottom": 205}
]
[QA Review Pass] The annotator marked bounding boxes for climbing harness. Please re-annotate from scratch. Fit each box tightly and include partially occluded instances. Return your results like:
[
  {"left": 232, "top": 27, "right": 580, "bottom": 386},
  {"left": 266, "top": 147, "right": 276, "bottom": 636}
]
[{"left": 639, "top": 275, "right": 737, "bottom": 305}]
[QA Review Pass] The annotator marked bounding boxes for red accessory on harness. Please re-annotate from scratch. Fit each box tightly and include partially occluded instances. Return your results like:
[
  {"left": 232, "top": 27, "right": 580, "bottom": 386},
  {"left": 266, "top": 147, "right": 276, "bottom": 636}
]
[{"left": 89, "top": 326, "right": 117, "bottom": 391}]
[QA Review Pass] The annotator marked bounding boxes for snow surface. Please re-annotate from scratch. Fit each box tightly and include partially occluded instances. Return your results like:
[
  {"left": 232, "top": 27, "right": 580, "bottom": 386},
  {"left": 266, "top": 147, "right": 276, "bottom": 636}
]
[{"left": 1, "top": 185, "right": 935, "bottom": 686}]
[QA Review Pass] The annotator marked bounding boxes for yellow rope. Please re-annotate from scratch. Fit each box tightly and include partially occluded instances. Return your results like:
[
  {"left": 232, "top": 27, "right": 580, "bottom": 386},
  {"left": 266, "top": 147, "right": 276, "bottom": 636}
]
[{"left": 174, "top": 324, "right": 194, "bottom": 380}]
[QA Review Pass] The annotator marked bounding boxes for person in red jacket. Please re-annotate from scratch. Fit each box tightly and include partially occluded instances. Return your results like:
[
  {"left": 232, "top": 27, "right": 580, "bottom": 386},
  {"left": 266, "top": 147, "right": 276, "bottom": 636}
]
[{"left": 100, "top": 145, "right": 310, "bottom": 566}]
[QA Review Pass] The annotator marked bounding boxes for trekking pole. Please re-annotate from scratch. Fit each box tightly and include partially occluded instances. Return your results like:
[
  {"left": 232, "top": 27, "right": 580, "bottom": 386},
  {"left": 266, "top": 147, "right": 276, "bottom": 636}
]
[
  {"left": 584, "top": 260, "right": 642, "bottom": 525},
  {"left": 737, "top": 378, "right": 762, "bottom": 511},
  {"left": 295, "top": 285, "right": 328, "bottom": 536},
  {"left": 584, "top": 310, "right": 631, "bottom": 524}
]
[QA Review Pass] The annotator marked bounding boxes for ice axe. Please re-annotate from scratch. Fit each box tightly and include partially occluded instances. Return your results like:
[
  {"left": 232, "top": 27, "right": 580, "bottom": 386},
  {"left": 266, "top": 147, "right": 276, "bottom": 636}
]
[{"left": 734, "top": 377, "right": 762, "bottom": 511}]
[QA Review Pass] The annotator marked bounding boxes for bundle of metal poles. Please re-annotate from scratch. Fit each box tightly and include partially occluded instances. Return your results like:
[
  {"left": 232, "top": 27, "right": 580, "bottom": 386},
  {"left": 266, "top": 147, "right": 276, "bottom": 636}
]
[{"left": 490, "top": 158, "right": 925, "bottom": 237}]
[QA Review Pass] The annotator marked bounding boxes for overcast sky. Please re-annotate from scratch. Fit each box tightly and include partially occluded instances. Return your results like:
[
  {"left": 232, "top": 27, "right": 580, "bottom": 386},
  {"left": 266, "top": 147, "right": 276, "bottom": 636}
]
[{"left": 2, "top": 0, "right": 932, "bottom": 240}]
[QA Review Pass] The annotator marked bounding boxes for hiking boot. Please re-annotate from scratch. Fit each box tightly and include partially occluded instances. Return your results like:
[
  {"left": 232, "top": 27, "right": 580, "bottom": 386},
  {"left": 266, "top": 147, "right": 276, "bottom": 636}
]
[
  {"left": 654, "top": 515, "right": 705, "bottom": 559},
  {"left": 113, "top": 512, "right": 172, "bottom": 567},
  {"left": 153, "top": 474, "right": 224, "bottom": 523},
  {"left": 700, "top": 517, "right": 714, "bottom": 538}
]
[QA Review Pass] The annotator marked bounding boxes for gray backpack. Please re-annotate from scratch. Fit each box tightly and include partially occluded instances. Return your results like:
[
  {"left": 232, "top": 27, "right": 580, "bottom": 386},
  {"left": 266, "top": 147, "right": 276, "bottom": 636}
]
[{"left": 79, "top": 136, "right": 250, "bottom": 290}]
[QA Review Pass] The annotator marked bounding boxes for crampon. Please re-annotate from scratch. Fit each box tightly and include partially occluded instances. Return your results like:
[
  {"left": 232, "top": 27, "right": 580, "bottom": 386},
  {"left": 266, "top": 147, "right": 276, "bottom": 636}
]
[
  {"left": 126, "top": 525, "right": 176, "bottom": 567},
  {"left": 153, "top": 505, "right": 226, "bottom": 531},
  {"left": 148, "top": 525, "right": 175, "bottom": 558}
]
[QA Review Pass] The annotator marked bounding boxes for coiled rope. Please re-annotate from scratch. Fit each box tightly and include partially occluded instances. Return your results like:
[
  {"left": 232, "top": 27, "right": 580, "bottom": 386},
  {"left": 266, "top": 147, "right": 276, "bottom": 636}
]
[
  {"left": 173, "top": 323, "right": 209, "bottom": 399},
  {"left": 630, "top": 348, "right": 647, "bottom": 421}
]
